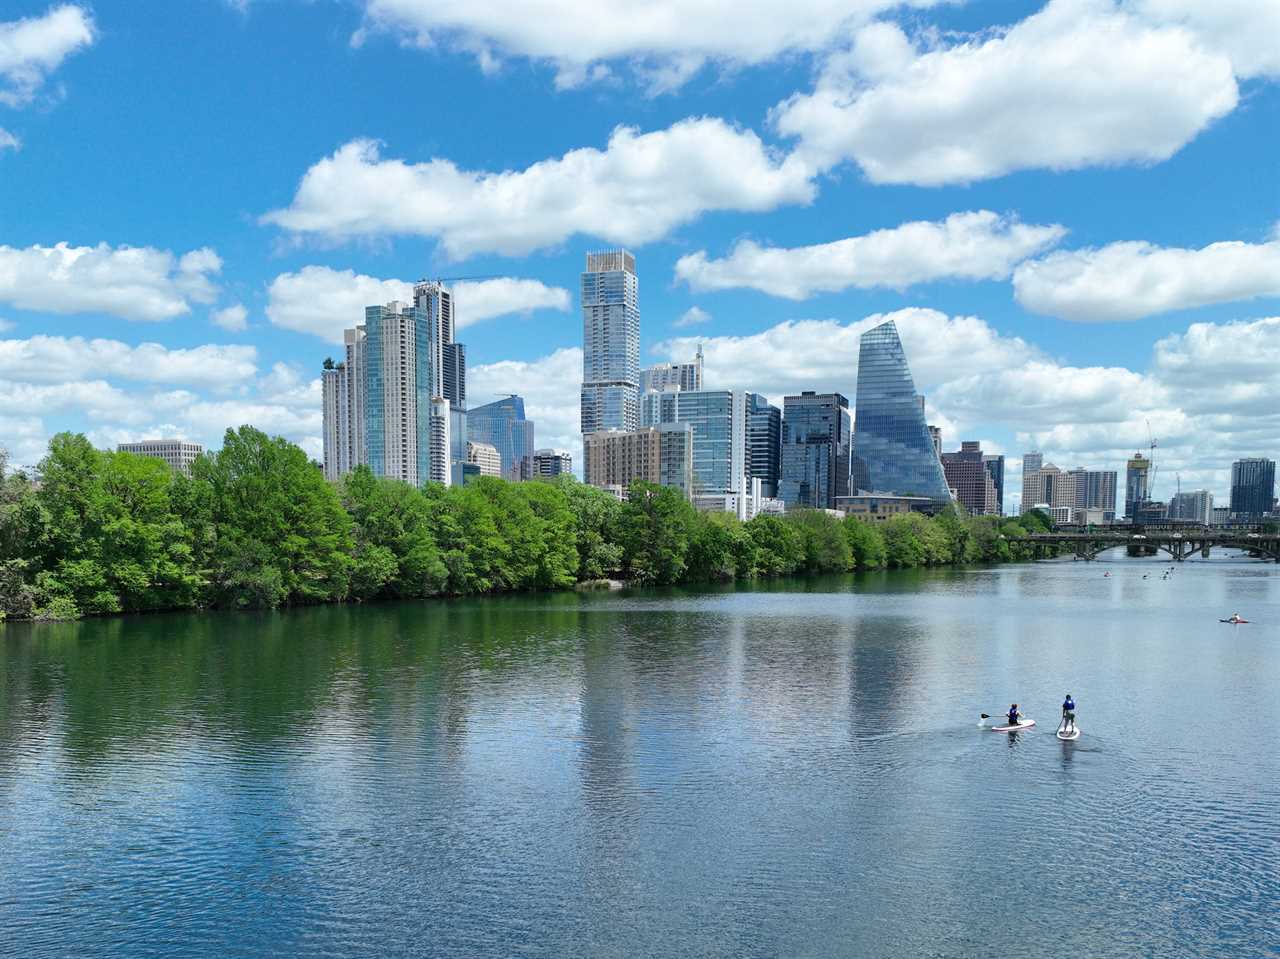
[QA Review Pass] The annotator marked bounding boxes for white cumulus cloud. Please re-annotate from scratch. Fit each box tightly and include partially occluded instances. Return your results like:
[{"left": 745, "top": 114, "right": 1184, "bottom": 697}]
[
  {"left": 0, "top": 128, "right": 18, "bottom": 152},
  {"left": 0, "top": 242, "right": 222, "bottom": 322},
  {"left": 211, "top": 303, "right": 248, "bottom": 332},
  {"left": 773, "top": 0, "right": 1239, "bottom": 185},
  {"left": 1132, "top": 0, "right": 1280, "bottom": 79},
  {"left": 266, "top": 265, "right": 571, "bottom": 343},
  {"left": 469, "top": 346, "right": 584, "bottom": 471},
  {"left": 674, "top": 306, "right": 711, "bottom": 328},
  {"left": 0, "top": 4, "right": 95, "bottom": 107},
  {"left": 262, "top": 119, "right": 815, "bottom": 258},
  {"left": 1013, "top": 234, "right": 1280, "bottom": 321},
  {"left": 677, "top": 211, "right": 1066, "bottom": 299},
  {"left": 0, "top": 335, "right": 258, "bottom": 386}
]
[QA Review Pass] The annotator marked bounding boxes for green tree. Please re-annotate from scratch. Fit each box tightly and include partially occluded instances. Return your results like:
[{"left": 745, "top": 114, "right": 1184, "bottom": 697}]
[
  {"left": 618, "top": 481, "right": 696, "bottom": 584},
  {"left": 785, "top": 509, "right": 852, "bottom": 572},
  {"left": 552, "top": 476, "right": 624, "bottom": 580},
  {"left": 842, "top": 516, "right": 887, "bottom": 570},
  {"left": 745, "top": 514, "right": 804, "bottom": 576},
  {"left": 685, "top": 511, "right": 742, "bottom": 581}
]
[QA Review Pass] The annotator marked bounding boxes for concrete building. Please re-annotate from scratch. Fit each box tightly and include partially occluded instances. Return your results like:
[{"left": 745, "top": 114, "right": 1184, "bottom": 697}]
[
  {"left": 641, "top": 389, "right": 749, "bottom": 512},
  {"left": 580, "top": 251, "right": 640, "bottom": 461},
  {"left": 1168, "top": 489, "right": 1213, "bottom": 524},
  {"left": 640, "top": 344, "right": 702, "bottom": 393},
  {"left": 468, "top": 395, "right": 534, "bottom": 481},
  {"left": 1211, "top": 506, "right": 1231, "bottom": 526},
  {"left": 1067, "top": 468, "right": 1118, "bottom": 520},
  {"left": 941, "top": 441, "right": 1000, "bottom": 515},
  {"left": 837, "top": 492, "right": 936, "bottom": 521},
  {"left": 532, "top": 449, "right": 573, "bottom": 478},
  {"left": 780, "top": 391, "right": 851, "bottom": 510},
  {"left": 584, "top": 425, "right": 693, "bottom": 497},
  {"left": 1230, "top": 458, "right": 1276, "bottom": 519},
  {"left": 466, "top": 440, "right": 503, "bottom": 478},
  {"left": 1125, "top": 453, "right": 1152, "bottom": 520},
  {"left": 117, "top": 440, "right": 204, "bottom": 475},
  {"left": 429, "top": 397, "right": 452, "bottom": 486}
]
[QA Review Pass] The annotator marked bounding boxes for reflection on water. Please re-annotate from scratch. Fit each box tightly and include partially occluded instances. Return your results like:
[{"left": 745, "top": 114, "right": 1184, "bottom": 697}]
[{"left": 1, "top": 556, "right": 1278, "bottom": 958}]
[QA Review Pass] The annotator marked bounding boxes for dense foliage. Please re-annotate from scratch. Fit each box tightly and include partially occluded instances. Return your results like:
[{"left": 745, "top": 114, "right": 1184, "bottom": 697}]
[{"left": 0, "top": 431, "right": 1055, "bottom": 621}]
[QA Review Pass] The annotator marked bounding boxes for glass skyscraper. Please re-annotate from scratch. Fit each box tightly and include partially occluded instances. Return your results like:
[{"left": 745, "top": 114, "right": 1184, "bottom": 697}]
[
  {"left": 852, "top": 320, "right": 951, "bottom": 502},
  {"left": 641, "top": 389, "right": 746, "bottom": 499},
  {"left": 468, "top": 394, "right": 535, "bottom": 481},
  {"left": 1230, "top": 457, "right": 1276, "bottom": 518},
  {"left": 779, "top": 391, "right": 850, "bottom": 509},
  {"left": 580, "top": 251, "right": 640, "bottom": 476},
  {"left": 364, "top": 300, "right": 434, "bottom": 486},
  {"left": 746, "top": 393, "right": 782, "bottom": 499}
]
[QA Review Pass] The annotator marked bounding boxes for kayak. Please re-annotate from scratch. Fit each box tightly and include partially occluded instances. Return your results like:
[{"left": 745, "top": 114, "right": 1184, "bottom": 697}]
[
  {"left": 1057, "top": 726, "right": 1081, "bottom": 741},
  {"left": 1220, "top": 619, "right": 1249, "bottom": 624},
  {"left": 991, "top": 719, "right": 1035, "bottom": 733}
]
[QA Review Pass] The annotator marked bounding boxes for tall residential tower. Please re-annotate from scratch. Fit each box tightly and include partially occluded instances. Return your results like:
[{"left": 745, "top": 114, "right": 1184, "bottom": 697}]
[{"left": 581, "top": 251, "right": 640, "bottom": 480}]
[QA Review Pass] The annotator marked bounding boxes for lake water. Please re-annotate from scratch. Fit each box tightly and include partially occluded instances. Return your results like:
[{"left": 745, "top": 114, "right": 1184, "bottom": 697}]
[{"left": 2, "top": 552, "right": 1278, "bottom": 958}]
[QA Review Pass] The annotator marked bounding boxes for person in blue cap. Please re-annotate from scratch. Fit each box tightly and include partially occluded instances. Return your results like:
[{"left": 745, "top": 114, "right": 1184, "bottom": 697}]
[{"left": 1061, "top": 693, "right": 1077, "bottom": 734}]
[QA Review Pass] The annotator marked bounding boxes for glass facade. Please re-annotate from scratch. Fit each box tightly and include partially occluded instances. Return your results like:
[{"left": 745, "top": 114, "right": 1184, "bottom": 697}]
[
  {"left": 1230, "top": 458, "right": 1276, "bottom": 518},
  {"left": 468, "top": 395, "right": 535, "bottom": 481},
  {"left": 580, "top": 251, "right": 640, "bottom": 450},
  {"left": 852, "top": 321, "right": 951, "bottom": 502},
  {"left": 363, "top": 302, "right": 435, "bottom": 487},
  {"left": 779, "top": 391, "right": 850, "bottom": 509},
  {"left": 746, "top": 393, "right": 781, "bottom": 499},
  {"left": 642, "top": 389, "right": 745, "bottom": 497}
]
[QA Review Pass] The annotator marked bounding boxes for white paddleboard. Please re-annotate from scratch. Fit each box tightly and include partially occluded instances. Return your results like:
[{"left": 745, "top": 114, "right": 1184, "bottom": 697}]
[
  {"left": 1057, "top": 726, "right": 1081, "bottom": 741},
  {"left": 991, "top": 719, "right": 1035, "bottom": 733}
]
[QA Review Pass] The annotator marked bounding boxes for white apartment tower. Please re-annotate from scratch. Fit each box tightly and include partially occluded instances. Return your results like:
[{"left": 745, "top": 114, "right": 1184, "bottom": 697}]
[{"left": 581, "top": 251, "right": 640, "bottom": 483}]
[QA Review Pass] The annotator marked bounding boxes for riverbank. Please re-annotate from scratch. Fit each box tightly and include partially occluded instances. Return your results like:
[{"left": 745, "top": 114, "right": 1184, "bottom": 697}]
[{"left": 1, "top": 428, "right": 1057, "bottom": 622}]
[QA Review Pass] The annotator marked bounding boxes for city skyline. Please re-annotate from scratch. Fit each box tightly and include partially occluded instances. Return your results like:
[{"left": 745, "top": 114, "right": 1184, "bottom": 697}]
[{"left": 2, "top": 2, "right": 1279, "bottom": 510}]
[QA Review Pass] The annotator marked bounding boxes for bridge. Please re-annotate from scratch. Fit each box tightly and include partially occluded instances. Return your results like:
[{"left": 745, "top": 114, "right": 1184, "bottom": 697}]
[{"left": 1006, "top": 528, "right": 1280, "bottom": 562}]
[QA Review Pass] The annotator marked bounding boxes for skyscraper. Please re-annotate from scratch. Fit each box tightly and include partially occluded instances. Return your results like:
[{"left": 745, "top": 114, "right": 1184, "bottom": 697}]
[
  {"left": 746, "top": 393, "right": 782, "bottom": 499},
  {"left": 468, "top": 395, "right": 535, "bottom": 481},
  {"left": 585, "top": 424, "right": 693, "bottom": 498},
  {"left": 852, "top": 320, "right": 951, "bottom": 503},
  {"left": 641, "top": 344, "right": 703, "bottom": 393},
  {"left": 580, "top": 250, "right": 640, "bottom": 471},
  {"left": 428, "top": 397, "right": 451, "bottom": 485},
  {"left": 1168, "top": 489, "right": 1213, "bottom": 523},
  {"left": 983, "top": 454, "right": 1005, "bottom": 515},
  {"left": 779, "top": 391, "right": 850, "bottom": 509},
  {"left": 641, "top": 388, "right": 748, "bottom": 512},
  {"left": 1125, "top": 453, "right": 1151, "bottom": 519},
  {"left": 1067, "top": 468, "right": 1118, "bottom": 519},
  {"left": 941, "top": 441, "right": 999, "bottom": 515},
  {"left": 364, "top": 300, "right": 434, "bottom": 486},
  {"left": 1230, "top": 458, "right": 1276, "bottom": 518}
]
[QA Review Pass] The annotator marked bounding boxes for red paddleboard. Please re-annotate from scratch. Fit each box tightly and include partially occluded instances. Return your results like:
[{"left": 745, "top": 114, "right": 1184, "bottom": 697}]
[{"left": 991, "top": 719, "right": 1035, "bottom": 733}]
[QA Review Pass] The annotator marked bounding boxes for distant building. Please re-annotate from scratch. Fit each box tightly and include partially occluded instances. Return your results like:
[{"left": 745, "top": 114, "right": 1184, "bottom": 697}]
[
  {"left": 468, "top": 395, "right": 535, "bottom": 481},
  {"left": 928, "top": 425, "right": 942, "bottom": 459},
  {"left": 941, "top": 441, "right": 1000, "bottom": 515},
  {"left": 1230, "top": 458, "right": 1276, "bottom": 519},
  {"left": 852, "top": 320, "right": 951, "bottom": 503},
  {"left": 1132, "top": 500, "right": 1166, "bottom": 523},
  {"left": 1125, "top": 453, "right": 1151, "bottom": 519},
  {"left": 466, "top": 440, "right": 503, "bottom": 478},
  {"left": 1067, "top": 468, "right": 1118, "bottom": 520},
  {"left": 532, "top": 449, "right": 573, "bottom": 478},
  {"left": 117, "top": 440, "right": 204, "bottom": 475},
  {"left": 641, "top": 389, "right": 750, "bottom": 513},
  {"left": 746, "top": 393, "right": 782, "bottom": 499},
  {"left": 584, "top": 425, "right": 693, "bottom": 497},
  {"left": 780, "top": 391, "right": 851, "bottom": 510},
  {"left": 429, "top": 397, "right": 452, "bottom": 485},
  {"left": 640, "top": 344, "right": 702, "bottom": 393},
  {"left": 1211, "top": 506, "right": 1231, "bottom": 526},
  {"left": 837, "top": 492, "right": 936, "bottom": 521},
  {"left": 1168, "top": 489, "right": 1213, "bottom": 524},
  {"left": 581, "top": 251, "right": 640, "bottom": 456},
  {"left": 983, "top": 454, "right": 1005, "bottom": 515}
]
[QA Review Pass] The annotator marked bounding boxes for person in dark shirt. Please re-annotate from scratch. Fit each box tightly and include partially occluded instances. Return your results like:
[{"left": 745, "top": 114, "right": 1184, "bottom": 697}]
[
  {"left": 1061, "top": 694, "right": 1077, "bottom": 733},
  {"left": 1006, "top": 704, "right": 1022, "bottom": 727}
]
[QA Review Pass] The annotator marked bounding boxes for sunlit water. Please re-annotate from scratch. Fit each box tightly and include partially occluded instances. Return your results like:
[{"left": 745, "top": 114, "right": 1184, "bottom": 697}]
[{"left": 2, "top": 552, "right": 1278, "bottom": 958}]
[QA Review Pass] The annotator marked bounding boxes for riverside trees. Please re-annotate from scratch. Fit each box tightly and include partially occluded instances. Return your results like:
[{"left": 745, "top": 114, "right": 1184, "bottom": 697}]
[{"left": 0, "top": 431, "right": 1047, "bottom": 620}]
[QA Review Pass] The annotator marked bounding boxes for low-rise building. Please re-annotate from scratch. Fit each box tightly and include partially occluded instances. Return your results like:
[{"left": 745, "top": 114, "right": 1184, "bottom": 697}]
[
  {"left": 836, "top": 492, "right": 937, "bottom": 521},
  {"left": 117, "top": 440, "right": 204, "bottom": 475},
  {"left": 532, "top": 449, "right": 572, "bottom": 478},
  {"left": 466, "top": 440, "right": 503, "bottom": 478}
]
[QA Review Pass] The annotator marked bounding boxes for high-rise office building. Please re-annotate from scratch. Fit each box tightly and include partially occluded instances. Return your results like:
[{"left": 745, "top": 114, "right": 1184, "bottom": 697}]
[
  {"left": 117, "top": 440, "right": 204, "bottom": 475},
  {"left": 746, "top": 393, "right": 782, "bottom": 499},
  {"left": 983, "top": 454, "right": 1005, "bottom": 515},
  {"left": 641, "top": 344, "right": 703, "bottom": 393},
  {"left": 580, "top": 251, "right": 640, "bottom": 471},
  {"left": 532, "top": 449, "right": 573, "bottom": 478},
  {"left": 779, "top": 391, "right": 850, "bottom": 509},
  {"left": 1020, "top": 452, "right": 1044, "bottom": 515},
  {"left": 468, "top": 395, "right": 535, "bottom": 481},
  {"left": 941, "top": 441, "right": 1000, "bottom": 515},
  {"left": 1168, "top": 489, "right": 1213, "bottom": 524},
  {"left": 1125, "top": 453, "right": 1151, "bottom": 519},
  {"left": 584, "top": 425, "right": 693, "bottom": 497},
  {"left": 1230, "top": 458, "right": 1276, "bottom": 518},
  {"left": 641, "top": 389, "right": 748, "bottom": 509},
  {"left": 852, "top": 320, "right": 951, "bottom": 503},
  {"left": 1066, "top": 468, "right": 1118, "bottom": 519}
]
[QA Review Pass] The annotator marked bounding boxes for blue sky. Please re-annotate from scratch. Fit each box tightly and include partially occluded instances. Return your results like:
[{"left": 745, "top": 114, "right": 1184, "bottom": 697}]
[{"left": 1, "top": 0, "right": 1278, "bottom": 508}]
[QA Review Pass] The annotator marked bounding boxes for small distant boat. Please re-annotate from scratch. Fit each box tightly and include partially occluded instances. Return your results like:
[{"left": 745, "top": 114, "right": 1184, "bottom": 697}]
[{"left": 1220, "top": 617, "right": 1249, "bottom": 624}]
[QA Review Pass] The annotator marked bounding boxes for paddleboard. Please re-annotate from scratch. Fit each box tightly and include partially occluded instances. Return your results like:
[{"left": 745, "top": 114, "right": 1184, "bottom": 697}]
[
  {"left": 1057, "top": 726, "right": 1081, "bottom": 741},
  {"left": 991, "top": 719, "right": 1035, "bottom": 733}
]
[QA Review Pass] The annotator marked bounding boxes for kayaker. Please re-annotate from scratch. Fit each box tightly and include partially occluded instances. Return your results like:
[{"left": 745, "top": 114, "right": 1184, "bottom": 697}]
[
  {"left": 1061, "top": 694, "right": 1076, "bottom": 733},
  {"left": 1006, "top": 704, "right": 1022, "bottom": 727}
]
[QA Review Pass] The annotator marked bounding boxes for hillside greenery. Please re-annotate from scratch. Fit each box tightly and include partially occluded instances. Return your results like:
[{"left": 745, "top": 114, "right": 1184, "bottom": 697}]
[{"left": 0, "top": 430, "right": 1055, "bottom": 621}]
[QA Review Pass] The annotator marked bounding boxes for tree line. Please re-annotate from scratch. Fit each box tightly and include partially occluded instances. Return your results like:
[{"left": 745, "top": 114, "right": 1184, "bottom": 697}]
[{"left": 0, "top": 428, "right": 1056, "bottom": 621}]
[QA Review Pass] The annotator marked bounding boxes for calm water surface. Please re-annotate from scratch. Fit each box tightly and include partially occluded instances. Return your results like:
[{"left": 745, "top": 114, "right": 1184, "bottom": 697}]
[{"left": 2, "top": 554, "right": 1279, "bottom": 958}]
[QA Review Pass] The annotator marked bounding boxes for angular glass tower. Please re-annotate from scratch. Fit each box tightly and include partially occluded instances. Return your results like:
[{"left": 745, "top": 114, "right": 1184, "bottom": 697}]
[
  {"left": 852, "top": 320, "right": 951, "bottom": 502},
  {"left": 468, "top": 394, "right": 535, "bottom": 481}
]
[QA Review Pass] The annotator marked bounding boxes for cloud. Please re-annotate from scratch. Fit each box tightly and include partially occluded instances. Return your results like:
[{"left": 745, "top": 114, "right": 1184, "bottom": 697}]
[
  {"left": 266, "top": 265, "right": 571, "bottom": 342},
  {"left": 469, "top": 346, "right": 584, "bottom": 470},
  {"left": 0, "top": 335, "right": 258, "bottom": 387},
  {"left": 1013, "top": 233, "right": 1280, "bottom": 322},
  {"left": 0, "top": 128, "right": 18, "bottom": 152},
  {"left": 211, "top": 303, "right": 248, "bottom": 332},
  {"left": 677, "top": 211, "right": 1066, "bottom": 299},
  {"left": 772, "top": 0, "right": 1239, "bottom": 185},
  {"left": 262, "top": 119, "right": 815, "bottom": 257},
  {"left": 1133, "top": 0, "right": 1280, "bottom": 79},
  {"left": 0, "top": 242, "right": 222, "bottom": 322},
  {"left": 0, "top": 4, "right": 95, "bottom": 107},
  {"left": 0, "top": 378, "right": 144, "bottom": 423},
  {"left": 0, "top": 318, "right": 12, "bottom": 333},
  {"left": 357, "top": 0, "right": 947, "bottom": 91},
  {"left": 674, "top": 306, "right": 711, "bottom": 328}
]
